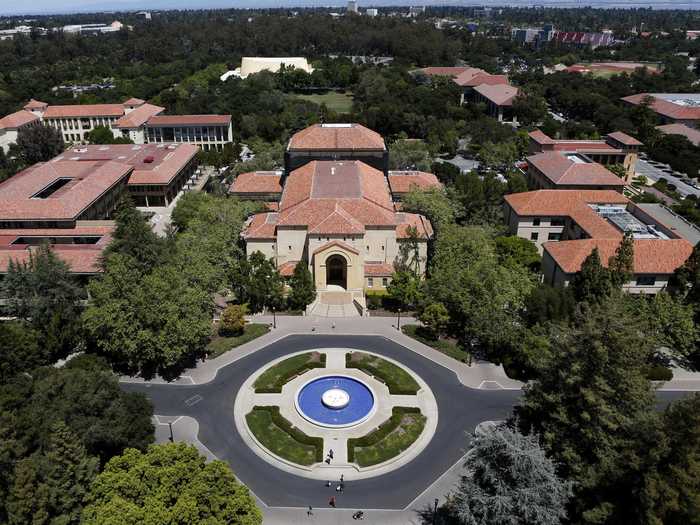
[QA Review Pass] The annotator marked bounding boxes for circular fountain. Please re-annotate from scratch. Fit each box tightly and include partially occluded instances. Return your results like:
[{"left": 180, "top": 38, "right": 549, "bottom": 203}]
[{"left": 296, "top": 375, "right": 376, "bottom": 428}]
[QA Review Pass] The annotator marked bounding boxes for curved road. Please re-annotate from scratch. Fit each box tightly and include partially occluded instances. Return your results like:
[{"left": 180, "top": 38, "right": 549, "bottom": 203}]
[{"left": 121, "top": 334, "right": 692, "bottom": 510}]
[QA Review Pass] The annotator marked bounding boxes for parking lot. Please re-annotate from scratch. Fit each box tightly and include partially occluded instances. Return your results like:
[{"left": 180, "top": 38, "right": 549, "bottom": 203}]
[{"left": 635, "top": 158, "right": 700, "bottom": 198}]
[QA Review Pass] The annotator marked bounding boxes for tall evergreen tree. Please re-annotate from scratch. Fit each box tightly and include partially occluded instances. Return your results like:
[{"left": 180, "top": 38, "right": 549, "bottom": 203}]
[
  {"left": 287, "top": 262, "right": 316, "bottom": 310},
  {"left": 454, "top": 424, "right": 572, "bottom": 525},
  {"left": 570, "top": 247, "right": 612, "bottom": 304},
  {"left": 236, "top": 251, "right": 284, "bottom": 313},
  {"left": 609, "top": 232, "right": 634, "bottom": 289}
]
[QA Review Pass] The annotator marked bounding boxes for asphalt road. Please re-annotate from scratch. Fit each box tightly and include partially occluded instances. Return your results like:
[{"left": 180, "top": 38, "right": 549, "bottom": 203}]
[{"left": 120, "top": 334, "right": 695, "bottom": 510}]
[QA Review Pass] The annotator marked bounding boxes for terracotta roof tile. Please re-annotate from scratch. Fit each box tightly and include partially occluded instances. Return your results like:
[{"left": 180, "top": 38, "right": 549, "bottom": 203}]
[
  {"left": 544, "top": 238, "right": 693, "bottom": 274},
  {"left": 146, "top": 114, "right": 231, "bottom": 126},
  {"left": 606, "top": 131, "right": 643, "bottom": 146},
  {"left": 123, "top": 97, "right": 146, "bottom": 106},
  {"left": 43, "top": 104, "right": 125, "bottom": 119},
  {"left": 0, "top": 110, "right": 39, "bottom": 130},
  {"left": 421, "top": 66, "right": 472, "bottom": 77},
  {"left": 288, "top": 124, "right": 386, "bottom": 151},
  {"left": 115, "top": 103, "right": 164, "bottom": 129},
  {"left": 473, "top": 84, "right": 519, "bottom": 106},
  {"left": 527, "top": 152, "right": 624, "bottom": 188},
  {"left": 230, "top": 171, "right": 283, "bottom": 194},
  {"left": 458, "top": 72, "right": 509, "bottom": 87},
  {"left": 23, "top": 99, "right": 47, "bottom": 110},
  {"left": 388, "top": 171, "right": 442, "bottom": 194},
  {"left": 622, "top": 93, "right": 700, "bottom": 121},
  {"left": 395, "top": 212, "right": 434, "bottom": 239},
  {"left": 243, "top": 212, "right": 278, "bottom": 239},
  {"left": 278, "top": 260, "right": 299, "bottom": 277},
  {"left": 364, "top": 262, "right": 394, "bottom": 276},
  {"left": 656, "top": 123, "right": 700, "bottom": 146},
  {"left": 0, "top": 249, "right": 104, "bottom": 274}
]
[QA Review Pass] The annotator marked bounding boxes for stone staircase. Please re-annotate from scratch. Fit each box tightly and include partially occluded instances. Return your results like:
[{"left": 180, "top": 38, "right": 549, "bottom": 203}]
[{"left": 307, "top": 290, "right": 362, "bottom": 317}]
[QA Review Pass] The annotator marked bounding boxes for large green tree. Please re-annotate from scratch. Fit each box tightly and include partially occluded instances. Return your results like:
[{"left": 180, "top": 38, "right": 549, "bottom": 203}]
[
  {"left": 81, "top": 443, "right": 262, "bottom": 525},
  {"left": 235, "top": 251, "right": 285, "bottom": 313},
  {"left": 608, "top": 233, "right": 634, "bottom": 288},
  {"left": 0, "top": 321, "right": 45, "bottom": 382},
  {"left": 454, "top": 424, "right": 572, "bottom": 525},
  {"left": 287, "top": 262, "right": 316, "bottom": 311},
  {"left": 14, "top": 125, "right": 64, "bottom": 165},
  {"left": 516, "top": 298, "right": 658, "bottom": 523},
  {"left": 570, "top": 247, "right": 612, "bottom": 304}
]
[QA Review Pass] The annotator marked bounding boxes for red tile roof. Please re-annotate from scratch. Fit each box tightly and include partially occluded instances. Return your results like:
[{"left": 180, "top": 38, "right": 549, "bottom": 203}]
[
  {"left": 0, "top": 160, "right": 132, "bottom": 221},
  {"left": 146, "top": 114, "right": 232, "bottom": 126},
  {"left": 451, "top": 67, "right": 487, "bottom": 86},
  {"left": 388, "top": 171, "right": 442, "bottom": 194},
  {"left": 528, "top": 130, "right": 619, "bottom": 152},
  {"left": 420, "top": 66, "right": 472, "bottom": 77},
  {"left": 243, "top": 212, "right": 278, "bottom": 239},
  {"left": 278, "top": 260, "right": 299, "bottom": 277},
  {"left": 458, "top": 72, "right": 509, "bottom": 87},
  {"left": 43, "top": 104, "right": 125, "bottom": 119},
  {"left": 0, "top": 110, "right": 39, "bottom": 130},
  {"left": 396, "top": 212, "right": 434, "bottom": 239},
  {"left": 230, "top": 171, "right": 283, "bottom": 194},
  {"left": 288, "top": 124, "right": 386, "bottom": 151},
  {"left": 622, "top": 93, "right": 700, "bottom": 121},
  {"left": 57, "top": 143, "right": 199, "bottom": 186},
  {"left": 527, "top": 152, "right": 624, "bottom": 188},
  {"left": 123, "top": 97, "right": 146, "bottom": 106},
  {"left": 606, "top": 131, "right": 643, "bottom": 146},
  {"left": 364, "top": 262, "right": 394, "bottom": 276},
  {"left": 23, "top": 99, "right": 47, "bottom": 110},
  {"left": 656, "top": 123, "right": 700, "bottom": 146},
  {"left": 473, "top": 84, "right": 519, "bottom": 106},
  {"left": 544, "top": 238, "right": 693, "bottom": 274},
  {"left": 115, "top": 103, "right": 164, "bottom": 129}
]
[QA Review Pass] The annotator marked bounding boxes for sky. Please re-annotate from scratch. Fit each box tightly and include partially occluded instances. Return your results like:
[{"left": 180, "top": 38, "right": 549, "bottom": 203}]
[{"left": 1, "top": 0, "right": 699, "bottom": 16}]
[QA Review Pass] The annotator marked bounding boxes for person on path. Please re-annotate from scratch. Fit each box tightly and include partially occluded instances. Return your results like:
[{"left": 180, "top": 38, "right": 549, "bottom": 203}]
[
  {"left": 307, "top": 506, "right": 313, "bottom": 516},
  {"left": 353, "top": 510, "right": 364, "bottom": 520},
  {"left": 340, "top": 474, "right": 344, "bottom": 483},
  {"left": 328, "top": 449, "right": 334, "bottom": 459},
  {"left": 329, "top": 496, "right": 336, "bottom": 508},
  {"left": 325, "top": 480, "right": 332, "bottom": 487}
]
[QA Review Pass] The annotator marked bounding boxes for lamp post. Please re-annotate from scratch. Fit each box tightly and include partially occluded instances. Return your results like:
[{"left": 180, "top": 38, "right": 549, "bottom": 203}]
[
  {"left": 433, "top": 498, "right": 439, "bottom": 525},
  {"left": 168, "top": 422, "right": 174, "bottom": 443},
  {"left": 397, "top": 308, "right": 402, "bottom": 331},
  {"left": 272, "top": 306, "right": 276, "bottom": 329}
]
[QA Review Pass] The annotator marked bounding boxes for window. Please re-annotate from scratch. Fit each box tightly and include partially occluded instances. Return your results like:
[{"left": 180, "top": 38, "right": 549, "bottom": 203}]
[
  {"left": 636, "top": 276, "right": 656, "bottom": 286},
  {"left": 530, "top": 232, "right": 539, "bottom": 241},
  {"left": 382, "top": 277, "right": 388, "bottom": 287},
  {"left": 548, "top": 232, "right": 561, "bottom": 241},
  {"left": 532, "top": 218, "right": 541, "bottom": 226},
  {"left": 551, "top": 218, "right": 565, "bottom": 227},
  {"left": 367, "top": 277, "right": 373, "bottom": 288}
]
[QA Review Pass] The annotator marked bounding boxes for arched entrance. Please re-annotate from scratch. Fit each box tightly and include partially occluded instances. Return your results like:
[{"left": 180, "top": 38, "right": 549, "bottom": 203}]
[{"left": 326, "top": 255, "right": 347, "bottom": 289}]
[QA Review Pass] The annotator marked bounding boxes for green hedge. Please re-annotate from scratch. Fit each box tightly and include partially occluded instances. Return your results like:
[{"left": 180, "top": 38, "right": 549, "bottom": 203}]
[
  {"left": 347, "top": 407, "right": 424, "bottom": 466},
  {"left": 247, "top": 406, "right": 324, "bottom": 464},
  {"left": 206, "top": 323, "right": 270, "bottom": 358},
  {"left": 401, "top": 324, "right": 468, "bottom": 363},
  {"left": 345, "top": 352, "right": 419, "bottom": 395},
  {"left": 254, "top": 352, "right": 326, "bottom": 393},
  {"left": 644, "top": 364, "right": 674, "bottom": 381}
]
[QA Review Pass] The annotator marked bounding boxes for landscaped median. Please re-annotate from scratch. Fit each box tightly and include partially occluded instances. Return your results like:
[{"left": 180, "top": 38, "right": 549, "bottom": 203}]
[
  {"left": 245, "top": 406, "right": 324, "bottom": 466},
  {"left": 401, "top": 324, "right": 468, "bottom": 362},
  {"left": 254, "top": 352, "right": 326, "bottom": 393},
  {"left": 206, "top": 323, "right": 270, "bottom": 359},
  {"left": 347, "top": 407, "right": 426, "bottom": 467},
  {"left": 345, "top": 352, "right": 420, "bottom": 395}
]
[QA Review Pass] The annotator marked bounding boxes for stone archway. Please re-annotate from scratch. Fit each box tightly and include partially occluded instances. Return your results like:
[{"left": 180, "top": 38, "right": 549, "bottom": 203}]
[{"left": 325, "top": 254, "right": 347, "bottom": 289}]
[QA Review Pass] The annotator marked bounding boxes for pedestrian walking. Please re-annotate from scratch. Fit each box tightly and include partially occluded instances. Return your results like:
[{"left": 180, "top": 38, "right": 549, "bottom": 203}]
[
  {"left": 307, "top": 506, "right": 313, "bottom": 516},
  {"left": 328, "top": 449, "right": 334, "bottom": 459},
  {"left": 353, "top": 510, "right": 364, "bottom": 520},
  {"left": 325, "top": 480, "right": 332, "bottom": 487},
  {"left": 340, "top": 474, "right": 344, "bottom": 483},
  {"left": 336, "top": 484, "right": 342, "bottom": 492},
  {"left": 329, "top": 496, "right": 336, "bottom": 508}
]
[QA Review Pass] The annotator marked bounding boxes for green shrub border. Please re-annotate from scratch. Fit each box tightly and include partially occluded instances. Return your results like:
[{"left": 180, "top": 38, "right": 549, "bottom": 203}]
[
  {"left": 250, "top": 405, "right": 324, "bottom": 463},
  {"left": 347, "top": 406, "right": 421, "bottom": 463},
  {"left": 255, "top": 353, "right": 326, "bottom": 393},
  {"left": 345, "top": 353, "right": 419, "bottom": 395}
]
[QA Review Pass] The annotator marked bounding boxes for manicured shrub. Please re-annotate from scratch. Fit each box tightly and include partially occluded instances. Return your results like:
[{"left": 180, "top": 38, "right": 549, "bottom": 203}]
[{"left": 219, "top": 304, "right": 247, "bottom": 336}]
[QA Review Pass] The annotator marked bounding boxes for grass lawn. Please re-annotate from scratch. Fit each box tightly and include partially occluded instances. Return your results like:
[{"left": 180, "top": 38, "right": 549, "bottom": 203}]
[
  {"left": 246, "top": 407, "right": 322, "bottom": 466},
  {"left": 254, "top": 352, "right": 325, "bottom": 393},
  {"left": 401, "top": 324, "right": 468, "bottom": 363},
  {"left": 346, "top": 352, "right": 420, "bottom": 395},
  {"left": 348, "top": 407, "right": 426, "bottom": 467},
  {"left": 294, "top": 91, "right": 354, "bottom": 113},
  {"left": 206, "top": 323, "right": 270, "bottom": 359}
]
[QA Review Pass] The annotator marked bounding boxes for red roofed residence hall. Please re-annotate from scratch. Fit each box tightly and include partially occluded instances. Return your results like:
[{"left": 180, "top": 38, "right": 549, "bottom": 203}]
[
  {"left": 504, "top": 190, "right": 693, "bottom": 294},
  {"left": 230, "top": 124, "right": 441, "bottom": 314},
  {"left": 621, "top": 93, "right": 700, "bottom": 127},
  {"left": 15, "top": 98, "right": 232, "bottom": 151},
  {"left": 0, "top": 109, "right": 41, "bottom": 153},
  {"left": 528, "top": 129, "right": 642, "bottom": 180},
  {"left": 526, "top": 150, "right": 626, "bottom": 192}
]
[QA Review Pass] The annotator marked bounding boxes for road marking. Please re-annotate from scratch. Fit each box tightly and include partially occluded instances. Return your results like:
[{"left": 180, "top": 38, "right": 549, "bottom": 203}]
[
  {"left": 184, "top": 394, "right": 203, "bottom": 406},
  {"left": 477, "top": 380, "right": 503, "bottom": 390}
]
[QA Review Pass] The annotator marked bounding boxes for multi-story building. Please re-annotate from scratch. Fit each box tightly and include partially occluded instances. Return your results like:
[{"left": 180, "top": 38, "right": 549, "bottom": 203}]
[
  {"left": 504, "top": 189, "right": 693, "bottom": 294},
  {"left": 656, "top": 123, "right": 700, "bottom": 146},
  {"left": 0, "top": 109, "right": 41, "bottom": 153},
  {"left": 525, "top": 151, "right": 626, "bottom": 192},
  {"left": 145, "top": 115, "right": 233, "bottom": 151},
  {"left": 621, "top": 93, "right": 700, "bottom": 128},
  {"left": 472, "top": 84, "right": 519, "bottom": 123},
  {"left": 528, "top": 129, "right": 642, "bottom": 180},
  {"left": 230, "top": 123, "right": 441, "bottom": 314}
]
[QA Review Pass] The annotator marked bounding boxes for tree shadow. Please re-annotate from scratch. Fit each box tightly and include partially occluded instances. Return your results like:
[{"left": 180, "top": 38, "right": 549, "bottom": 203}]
[{"left": 413, "top": 502, "right": 461, "bottom": 525}]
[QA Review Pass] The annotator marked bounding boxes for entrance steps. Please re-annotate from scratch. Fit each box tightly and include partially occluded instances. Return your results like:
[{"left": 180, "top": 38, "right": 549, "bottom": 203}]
[{"left": 307, "top": 290, "right": 362, "bottom": 317}]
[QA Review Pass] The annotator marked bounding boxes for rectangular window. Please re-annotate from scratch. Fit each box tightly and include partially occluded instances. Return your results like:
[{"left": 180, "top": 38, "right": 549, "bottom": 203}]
[
  {"left": 532, "top": 218, "right": 541, "bottom": 226},
  {"left": 636, "top": 276, "right": 656, "bottom": 286},
  {"left": 548, "top": 232, "right": 561, "bottom": 241},
  {"left": 367, "top": 278, "right": 373, "bottom": 288},
  {"left": 530, "top": 232, "right": 539, "bottom": 241},
  {"left": 382, "top": 277, "right": 388, "bottom": 287},
  {"left": 551, "top": 218, "right": 565, "bottom": 227}
]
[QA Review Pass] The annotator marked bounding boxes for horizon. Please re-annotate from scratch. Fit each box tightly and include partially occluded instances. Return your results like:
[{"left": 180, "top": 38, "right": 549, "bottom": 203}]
[{"left": 2, "top": 0, "right": 700, "bottom": 17}]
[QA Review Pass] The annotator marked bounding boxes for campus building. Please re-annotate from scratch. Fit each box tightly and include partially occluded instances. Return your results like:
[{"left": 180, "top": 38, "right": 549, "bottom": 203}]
[
  {"left": 622, "top": 93, "right": 700, "bottom": 128},
  {"left": 231, "top": 124, "right": 440, "bottom": 314},
  {"left": 525, "top": 151, "right": 626, "bottom": 192},
  {"left": 2, "top": 98, "right": 231, "bottom": 151},
  {"left": 504, "top": 190, "right": 693, "bottom": 294},
  {"left": 528, "top": 129, "right": 642, "bottom": 180},
  {"left": 0, "top": 109, "right": 41, "bottom": 153}
]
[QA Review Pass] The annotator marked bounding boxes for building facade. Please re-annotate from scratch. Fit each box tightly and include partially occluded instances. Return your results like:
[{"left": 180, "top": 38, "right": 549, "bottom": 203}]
[
  {"left": 145, "top": 115, "right": 233, "bottom": 151},
  {"left": 0, "top": 109, "right": 41, "bottom": 153}
]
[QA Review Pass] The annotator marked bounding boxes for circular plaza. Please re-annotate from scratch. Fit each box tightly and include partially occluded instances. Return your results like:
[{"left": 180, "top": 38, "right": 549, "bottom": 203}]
[{"left": 234, "top": 348, "right": 439, "bottom": 480}]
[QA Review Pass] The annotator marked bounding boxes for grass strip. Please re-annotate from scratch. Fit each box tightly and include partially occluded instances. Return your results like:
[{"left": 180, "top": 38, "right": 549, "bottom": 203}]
[
  {"left": 254, "top": 352, "right": 326, "bottom": 393},
  {"left": 246, "top": 406, "right": 324, "bottom": 465},
  {"left": 345, "top": 352, "right": 419, "bottom": 395},
  {"left": 206, "top": 323, "right": 270, "bottom": 358},
  {"left": 401, "top": 324, "right": 469, "bottom": 362},
  {"left": 347, "top": 407, "right": 426, "bottom": 467}
]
